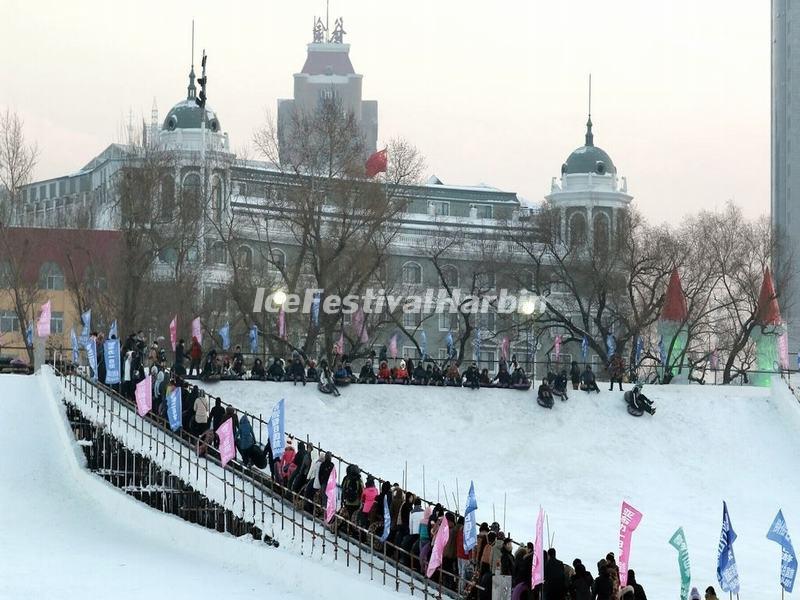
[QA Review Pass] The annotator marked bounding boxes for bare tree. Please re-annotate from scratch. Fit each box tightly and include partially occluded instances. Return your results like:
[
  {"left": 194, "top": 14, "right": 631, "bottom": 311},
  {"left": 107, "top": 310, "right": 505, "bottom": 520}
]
[
  {"left": 0, "top": 109, "right": 38, "bottom": 224},
  {"left": 250, "top": 95, "right": 424, "bottom": 362}
]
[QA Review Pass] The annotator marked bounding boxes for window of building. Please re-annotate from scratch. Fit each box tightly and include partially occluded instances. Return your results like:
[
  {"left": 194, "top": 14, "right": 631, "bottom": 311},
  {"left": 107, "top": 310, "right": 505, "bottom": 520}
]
[
  {"left": 160, "top": 175, "right": 175, "bottom": 218},
  {"left": 269, "top": 248, "right": 286, "bottom": 271},
  {"left": 429, "top": 201, "right": 450, "bottom": 217},
  {"left": 158, "top": 247, "right": 177, "bottom": 265},
  {"left": 204, "top": 286, "right": 227, "bottom": 312},
  {"left": 477, "top": 311, "right": 496, "bottom": 332},
  {"left": 439, "top": 311, "right": 460, "bottom": 332},
  {"left": 593, "top": 212, "right": 610, "bottom": 256},
  {"left": 472, "top": 204, "right": 493, "bottom": 219},
  {"left": 403, "top": 346, "right": 420, "bottom": 359},
  {"left": 402, "top": 261, "right": 423, "bottom": 285},
  {"left": 475, "top": 271, "right": 496, "bottom": 290},
  {"left": 237, "top": 245, "right": 253, "bottom": 269},
  {"left": 39, "top": 262, "right": 64, "bottom": 290},
  {"left": 403, "top": 311, "right": 421, "bottom": 329},
  {"left": 569, "top": 212, "right": 588, "bottom": 247},
  {"left": 0, "top": 310, "right": 20, "bottom": 333},
  {"left": 51, "top": 311, "right": 64, "bottom": 334},
  {"left": 212, "top": 175, "right": 224, "bottom": 220},
  {"left": 182, "top": 172, "right": 202, "bottom": 212},
  {"left": 441, "top": 264, "right": 459, "bottom": 288},
  {"left": 207, "top": 241, "right": 227, "bottom": 265}
]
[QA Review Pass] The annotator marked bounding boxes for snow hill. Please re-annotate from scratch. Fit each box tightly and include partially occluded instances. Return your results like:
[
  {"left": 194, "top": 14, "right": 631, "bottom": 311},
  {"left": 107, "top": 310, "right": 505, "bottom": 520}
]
[
  {"left": 209, "top": 377, "right": 800, "bottom": 597},
  {"left": 0, "top": 374, "right": 399, "bottom": 600}
]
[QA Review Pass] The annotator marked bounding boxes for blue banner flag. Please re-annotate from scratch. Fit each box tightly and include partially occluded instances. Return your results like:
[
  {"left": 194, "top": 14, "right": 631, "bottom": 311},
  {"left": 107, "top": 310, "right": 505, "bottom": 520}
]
[
  {"left": 219, "top": 322, "right": 231, "bottom": 351},
  {"left": 767, "top": 510, "right": 798, "bottom": 593},
  {"left": 380, "top": 495, "right": 391, "bottom": 543},
  {"left": 167, "top": 386, "right": 182, "bottom": 431},
  {"left": 419, "top": 330, "right": 427, "bottom": 360},
  {"left": 70, "top": 328, "right": 79, "bottom": 364},
  {"left": 635, "top": 336, "right": 644, "bottom": 364},
  {"left": 108, "top": 320, "right": 117, "bottom": 339},
  {"left": 606, "top": 333, "right": 616, "bottom": 357},
  {"left": 446, "top": 332, "right": 455, "bottom": 360},
  {"left": 717, "top": 501, "right": 740, "bottom": 594},
  {"left": 85, "top": 338, "right": 97, "bottom": 381},
  {"left": 249, "top": 324, "right": 258, "bottom": 354},
  {"left": 26, "top": 322, "right": 32, "bottom": 347},
  {"left": 658, "top": 336, "right": 666, "bottom": 366},
  {"left": 581, "top": 336, "right": 589, "bottom": 362},
  {"left": 473, "top": 328, "right": 481, "bottom": 361},
  {"left": 104, "top": 338, "right": 121, "bottom": 385},
  {"left": 311, "top": 292, "right": 321, "bottom": 327},
  {"left": 81, "top": 309, "right": 91, "bottom": 335},
  {"left": 463, "top": 481, "right": 478, "bottom": 552},
  {"left": 268, "top": 398, "right": 285, "bottom": 459}
]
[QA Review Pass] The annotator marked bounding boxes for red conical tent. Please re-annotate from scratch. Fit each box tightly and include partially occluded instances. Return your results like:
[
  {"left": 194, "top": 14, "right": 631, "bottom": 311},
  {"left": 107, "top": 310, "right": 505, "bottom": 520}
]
[
  {"left": 660, "top": 267, "right": 688, "bottom": 322},
  {"left": 755, "top": 267, "right": 782, "bottom": 326}
]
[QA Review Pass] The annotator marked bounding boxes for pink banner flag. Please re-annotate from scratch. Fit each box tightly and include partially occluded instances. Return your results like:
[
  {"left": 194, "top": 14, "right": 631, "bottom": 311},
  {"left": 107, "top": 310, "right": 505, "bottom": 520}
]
[
  {"left": 325, "top": 465, "right": 338, "bottom": 524},
  {"left": 710, "top": 348, "right": 719, "bottom": 370},
  {"left": 37, "top": 300, "right": 51, "bottom": 338},
  {"left": 778, "top": 332, "right": 790, "bottom": 369},
  {"left": 217, "top": 417, "right": 236, "bottom": 468},
  {"left": 531, "top": 507, "right": 545, "bottom": 588},
  {"left": 192, "top": 317, "right": 202, "bottom": 345},
  {"left": 278, "top": 308, "right": 286, "bottom": 340},
  {"left": 353, "top": 308, "right": 369, "bottom": 343},
  {"left": 169, "top": 315, "right": 177, "bottom": 351},
  {"left": 618, "top": 501, "right": 644, "bottom": 588},
  {"left": 389, "top": 334, "right": 398, "bottom": 360},
  {"left": 554, "top": 335, "right": 562, "bottom": 361},
  {"left": 333, "top": 331, "right": 344, "bottom": 356},
  {"left": 500, "top": 337, "right": 510, "bottom": 361},
  {"left": 426, "top": 514, "right": 451, "bottom": 577},
  {"left": 135, "top": 374, "right": 152, "bottom": 417}
]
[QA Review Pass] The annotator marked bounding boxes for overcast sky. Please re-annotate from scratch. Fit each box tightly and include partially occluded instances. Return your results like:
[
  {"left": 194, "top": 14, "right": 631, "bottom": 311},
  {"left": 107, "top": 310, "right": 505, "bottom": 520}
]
[{"left": 1, "top": 0, "right": 769, "bottom": 224}]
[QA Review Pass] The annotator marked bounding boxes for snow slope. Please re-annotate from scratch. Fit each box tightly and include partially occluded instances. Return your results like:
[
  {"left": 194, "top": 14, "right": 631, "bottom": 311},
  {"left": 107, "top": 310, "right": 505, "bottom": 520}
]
[
  {"left": 0, "top": 374, "right": 399, "bottom": 600},
  {"left": 212, "top": 377, "right": 800, "bottom": 597}
]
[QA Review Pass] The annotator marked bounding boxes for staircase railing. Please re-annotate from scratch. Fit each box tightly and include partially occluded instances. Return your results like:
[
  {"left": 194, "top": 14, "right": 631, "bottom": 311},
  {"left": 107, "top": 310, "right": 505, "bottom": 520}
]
[{"left": 55, "top": 368, "right": 477, "bottom": 599}]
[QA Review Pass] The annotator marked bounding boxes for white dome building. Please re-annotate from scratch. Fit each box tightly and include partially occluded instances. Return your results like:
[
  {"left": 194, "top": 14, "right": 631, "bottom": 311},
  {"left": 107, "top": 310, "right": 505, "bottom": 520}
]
[{"left": 545, "top": 114, "right": 632, "bottom": 252}]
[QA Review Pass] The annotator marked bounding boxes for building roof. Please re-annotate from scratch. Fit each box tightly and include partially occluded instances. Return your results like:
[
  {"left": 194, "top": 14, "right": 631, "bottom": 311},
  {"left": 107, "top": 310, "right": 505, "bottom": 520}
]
[
  {"left": 162, "top": 100, "right": 221, "bottom": 132},
  {"left": 300, "top": 44, "right": 355, "bottom": 76},
  {"left": 561, "top": 116, "right": 617, "bottom": 175}
]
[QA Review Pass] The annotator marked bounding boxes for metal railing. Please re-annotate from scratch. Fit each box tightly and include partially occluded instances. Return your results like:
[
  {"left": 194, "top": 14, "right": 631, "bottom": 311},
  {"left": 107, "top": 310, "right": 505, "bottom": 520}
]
[{"left": 55, "top": 368, "right": 479, "bottom": 599}]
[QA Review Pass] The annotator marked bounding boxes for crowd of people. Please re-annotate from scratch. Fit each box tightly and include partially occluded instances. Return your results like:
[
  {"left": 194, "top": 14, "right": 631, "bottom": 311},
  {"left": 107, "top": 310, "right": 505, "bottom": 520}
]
[{"left": 77, "top": 330, "right": 682, "bottom": 600}]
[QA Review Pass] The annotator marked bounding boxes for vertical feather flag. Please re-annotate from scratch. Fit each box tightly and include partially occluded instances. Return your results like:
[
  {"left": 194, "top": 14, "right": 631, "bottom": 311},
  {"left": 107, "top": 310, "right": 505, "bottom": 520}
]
[
  {"left": 500, "top": 336, "right": 510, "bottom": 361},
  {"left": 249, "top": 324, "right": 258, "bottom": 354},
  {"left": 635, "top": 336, "right": 644, "bottom": 364},
  {"left": 581, "top": 335, "right": 589, "bottom": 362},
  {"left": 325, "top": 465, "right": 338, "bottom": 524},
  {"left": 554, "top": 334, "right": 562, "bottom": 362},
  {"left": 473, "top": 328, "right": 482, "bottom": 362},
  {"left": 278, "top": 308, "right": 286, "bottom": 340},
  {"left": 334, "top": 331, "right": 345, "bottom": 356},
  {"left": 191, "top": 317, "right": 202, "bottom": 345},
  {"left": 353, "top": 307, "right": 369, "bottom": 344},
  {"left": 420, "top": 330, "right": 428, "bottom": 360},
  {"left": 389, "top": 334, "right": 398, "bottom": 359},
  {"left": 606, "top": 333, "right": 616, "bottom": 357},
  {"left": 70, "top": 328, "right": 79, "bottom": 364},
  {"left": 446, "top": 332, "right": 455, "bottom": 359},
  {"left": 426, "top": 514, "right": 450, "bottom": 578},
  {"left": 37, "top": 300, "right": 51, "bottom": 338},
  {"left": 311, "top": 291, "right": 321, "bottom": 327},
  {"left": 463, "top": 482, "right": 478, "bottom": 552},
  {"left": 532, "top": 507, "right": 545, "bottom": 588},
  {"left": 218, "top": 322, "right": 231, "bottom": 351},
  {"left": 169, "top": 315, "right": 177, "bottom": 351},
  {"left": 716, "top": 501, "right": 740, "bottom": 594}
]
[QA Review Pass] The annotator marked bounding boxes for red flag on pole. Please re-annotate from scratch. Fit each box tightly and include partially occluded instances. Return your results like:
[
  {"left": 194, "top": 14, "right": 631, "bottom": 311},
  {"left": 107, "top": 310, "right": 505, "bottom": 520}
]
[{"left": 365, "top": 149, "right": 388, "bottom": 178}]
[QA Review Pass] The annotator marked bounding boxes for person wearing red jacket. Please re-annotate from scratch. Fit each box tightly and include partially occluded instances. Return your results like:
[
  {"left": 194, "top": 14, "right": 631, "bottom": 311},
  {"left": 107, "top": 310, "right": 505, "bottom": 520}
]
[
  {"left": 455, "top": 515, "right": 474, "bottom": 594},
  {"left": 394, "top": 359, "right": 410, "bottom": 383},
  {"left": 188, "top": 336, "right": 202, "bottom": 377},
  {"left": 377, "top": 360, "right": 392, "bottom": 382}
]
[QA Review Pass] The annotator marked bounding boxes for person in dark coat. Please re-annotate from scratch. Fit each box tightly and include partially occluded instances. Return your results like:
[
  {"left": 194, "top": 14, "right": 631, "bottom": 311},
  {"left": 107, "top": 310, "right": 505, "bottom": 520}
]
[
  {"left": 570, "top": 360, "right": 581, "bottom": 390},
  {"left": 580, "top": 366, "right": 600, "bottom": 392},
  {"left": 627, "top": 570, "right": 647, "bottom": 600},
  {"left": 570, "top": 561, "right": 593, "bottom": 600},
  {"left": 209, "top": 397, "right": 225, "bottom": 431},
  {"left": 464, "top": 363, "right": 480, "bottom": 389},
  {"left": 543, "top": 547, "right": 566, "bottom": 600},
  {"left": 317, "top": 452, "right": 334, "bottom": 492},
  {"left": 359, "top": 359, "right": 377, "bottom": 383},
  {"left": 608, "top": 354, "right": 625, "bottom": 391},
  {"left": 174, "top": 339, "right": 187, "bottom": 376},
  {"left": 251, "top": 358, "right": 266, "bottom": 380},
  {"left": 288, "top": 357, "right": 306, "bottom": 385},
  {"left": 592, "top": 560, "right": 614, "bottom": 600}
]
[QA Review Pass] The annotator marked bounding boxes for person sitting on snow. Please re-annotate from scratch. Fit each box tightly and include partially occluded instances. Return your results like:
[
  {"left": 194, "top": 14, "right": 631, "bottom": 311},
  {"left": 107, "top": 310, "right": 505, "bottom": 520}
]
[
  {"left": 288, "top": 356, "right": 306, "bottom": 386},
  {"left": 430, "top": 364, "right": 444, "bottom": 385},
  {"left": 395, "top": 359, "right": 410, "bottom": 384},
  {"left": 250, "top": 357, "right": 266, "bottom": 380},
  {"left": 267, "top": 357, "right": 285, "bottom": 381},
  {"left": 464, "top": 363, "right": 481, "bottom": 389},
  {"left": 510, "top": 367, "right": 528, "bottom": 386},
  {"left": 552, "top": 369, "right": 569, "bottom": 400},
  {"left": 377, "top": 360, "right": 392, "bottom": 382},
  {"left": 579, "top": 365, "right": 600, "bottom": 393},
  {"left": 537, "top": 378, "right": 554, "bottom": 404},
  {"left": 359, "top": 359, "right": 377, "bottom": 383},
  {"left": 492, "top": 361, "right": 511, "bottom": 387},
  {"left": 318, "top": 365, "right": 340, "bottom": 396},
  {"left": 445, "top": 362, "right": 461, "bottom": 386},
  {"left": 306, "top": 360, "right": 319, "bottom": 382},
  {"left": 413, "top": 362, "right": 428, "bottom": 384}
]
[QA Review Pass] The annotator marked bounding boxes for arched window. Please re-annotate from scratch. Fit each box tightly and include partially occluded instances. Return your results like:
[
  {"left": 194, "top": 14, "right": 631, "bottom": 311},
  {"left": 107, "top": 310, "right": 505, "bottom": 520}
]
[
  {"left": 593, "top": 212, "right": 610, "bottom": 255},
  {"left": 569, "top": 212, "right": 587, "bottom": 248},
  {"left": 39, "top": 261, "right": 64, "bottom": 290},
  {"left": 158, "top": 247, "right": 177, "bottom": 265},
  {"left": 160, "top": 175, "right": 175, "bottom": 218},
  {"left": 207, "top": 241, "right": 227, "bottom": 265},
  {"left": 0, "top": 260, "right": 11, "bottom": 287},
  {"left": 269, "top": 248, "right": 286, "bottom": 272},
  {"left": 441, "top": 264, "right": 459, "bottom": 288},
  {"left": 181, "top": 173, "right": 203, "bottom": 206},
  {"left": 212, "top": 175, "right": 224, "bottom": 220},
  {"left": 237, "top": 245, "right": 253, "bottom": 269},
  {"left": 402, "top": 261, "right": 423, "bottom": 285}
]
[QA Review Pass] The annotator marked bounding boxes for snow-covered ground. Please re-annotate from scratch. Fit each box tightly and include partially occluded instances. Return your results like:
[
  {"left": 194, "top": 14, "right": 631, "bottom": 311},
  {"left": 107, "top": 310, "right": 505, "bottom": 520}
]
[
  {"left": 0, "top": 374, "right": 399, "bottom": 600},
  {"left": 207, "top": 377, "right": 800, "bottom": 597}
]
